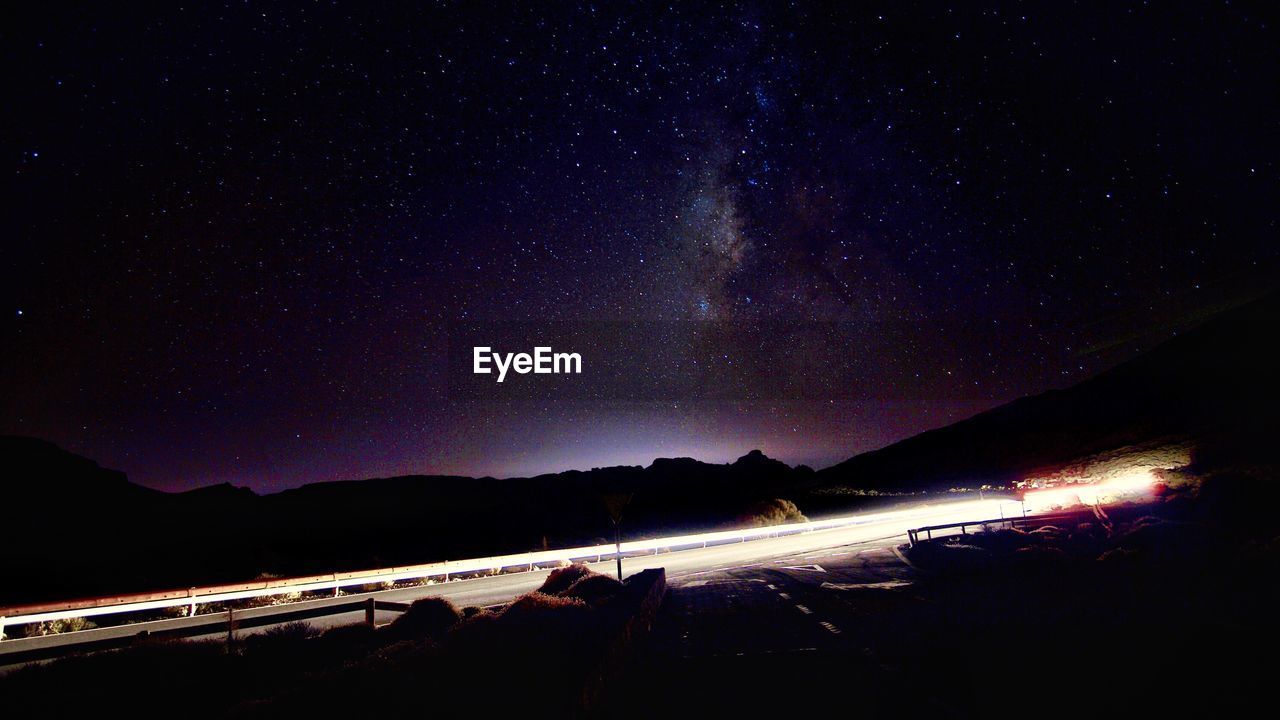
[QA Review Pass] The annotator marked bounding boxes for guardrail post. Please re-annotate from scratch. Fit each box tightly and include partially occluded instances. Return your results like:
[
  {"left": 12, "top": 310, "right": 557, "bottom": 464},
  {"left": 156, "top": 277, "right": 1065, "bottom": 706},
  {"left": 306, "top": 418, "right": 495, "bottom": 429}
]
[
  {"left": 189, "top": 587, "right": 197, "bottom": 617},
  {"left": 1, "top": 616, "right": 6, "bottom": 641},
  {"left": 365, "top": 597, "right": 377, "bottom": 627},
  {"left": 226, "top": 607, "right": 237, "bottom": 646}
]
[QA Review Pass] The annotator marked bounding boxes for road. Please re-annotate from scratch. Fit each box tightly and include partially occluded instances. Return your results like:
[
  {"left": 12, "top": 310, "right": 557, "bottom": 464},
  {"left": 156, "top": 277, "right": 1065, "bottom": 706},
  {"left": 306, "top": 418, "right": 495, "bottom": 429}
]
[
  {"left": 609, "top": 535, "right": 943, "bottom": 718},
  {"left": 0, "top": 496, "right": 1019, "bottom": 672}
]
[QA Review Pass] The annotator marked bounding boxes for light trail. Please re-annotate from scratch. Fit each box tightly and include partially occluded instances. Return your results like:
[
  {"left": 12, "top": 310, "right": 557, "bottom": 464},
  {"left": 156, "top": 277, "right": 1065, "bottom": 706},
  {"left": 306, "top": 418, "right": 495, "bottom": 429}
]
[
  {"left": 1022, "top": 468, "right": 1159, "bottom": 513},
  {"left": 0, "top": 495, "right": 1024, "bottom": 635}
]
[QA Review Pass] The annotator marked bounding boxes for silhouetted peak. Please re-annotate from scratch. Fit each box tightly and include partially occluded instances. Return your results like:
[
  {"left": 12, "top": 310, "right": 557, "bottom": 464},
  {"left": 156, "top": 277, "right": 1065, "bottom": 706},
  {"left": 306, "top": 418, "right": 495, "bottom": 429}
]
[
  {"left": 733, "top": 449, "right": 773, "bottom": 465},
  {"left": 181, "top": 482, "right": 257, "bottom": 501},
  {"left": 647, "top": 456, "right": 706, "bottom": 472},
  {"left": 0, "top": 434, "right": 158, "bottom": 505}
]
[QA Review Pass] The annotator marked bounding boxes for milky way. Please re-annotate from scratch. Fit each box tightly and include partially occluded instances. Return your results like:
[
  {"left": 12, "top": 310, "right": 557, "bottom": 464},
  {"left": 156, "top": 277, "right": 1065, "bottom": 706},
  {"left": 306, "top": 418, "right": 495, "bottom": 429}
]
[{"left": 2, "top": 2, "right": 1276, "bottom": 490}]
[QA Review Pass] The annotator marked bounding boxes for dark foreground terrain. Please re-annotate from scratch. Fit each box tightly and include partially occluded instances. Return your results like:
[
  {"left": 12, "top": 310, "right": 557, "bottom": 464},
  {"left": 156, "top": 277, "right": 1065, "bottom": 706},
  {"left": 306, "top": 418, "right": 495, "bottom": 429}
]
[
  {"left": 5, "top": 464, "right": 1278, "bottom": 718},
  {"left": 618, "top": 467, "right": 1280, "bottom": 719}
]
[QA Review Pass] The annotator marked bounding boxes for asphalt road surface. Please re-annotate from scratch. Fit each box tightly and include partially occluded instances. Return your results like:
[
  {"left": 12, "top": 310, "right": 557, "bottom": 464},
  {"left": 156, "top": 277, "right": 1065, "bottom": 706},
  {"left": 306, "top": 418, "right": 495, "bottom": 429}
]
[{"left": 614, "top": 537, "right": 944, "bottom": 718}]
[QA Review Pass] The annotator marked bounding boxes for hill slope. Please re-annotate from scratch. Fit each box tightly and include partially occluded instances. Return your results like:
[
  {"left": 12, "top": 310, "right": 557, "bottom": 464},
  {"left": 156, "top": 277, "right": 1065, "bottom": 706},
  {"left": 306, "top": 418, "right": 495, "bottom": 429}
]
[{"left": 812, "top": 292, "right": 1280, "bottom": 493}]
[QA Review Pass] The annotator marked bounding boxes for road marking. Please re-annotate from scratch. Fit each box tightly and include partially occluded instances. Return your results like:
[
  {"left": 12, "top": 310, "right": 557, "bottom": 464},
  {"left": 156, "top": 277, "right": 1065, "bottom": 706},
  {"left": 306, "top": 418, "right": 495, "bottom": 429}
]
[
  {"left": 766, "top": 584, "right": 777, "bottom": 590},
  {"left": 780, "top": 564, "right": 827, "bottom": 573},
  {"left": 777, "top": 592, "right": 791, "bottom": 600},
  {"left": 803, "top": 551, "right": 852, "bottom": 560},
  {"left": 819, "top": 621, "right": 843, "bottom": 635},
  {"left": 795, "top": 604, "right": 813, "bottom": 614},
  {"left": 891, "top": 545, "right": 923, "bottom": 571},
  {"left": 819, "top": 580, "right": 912, "bottom": 591},
  {"left": 683, "top": 579, "right": 765, "bottom": 588}
]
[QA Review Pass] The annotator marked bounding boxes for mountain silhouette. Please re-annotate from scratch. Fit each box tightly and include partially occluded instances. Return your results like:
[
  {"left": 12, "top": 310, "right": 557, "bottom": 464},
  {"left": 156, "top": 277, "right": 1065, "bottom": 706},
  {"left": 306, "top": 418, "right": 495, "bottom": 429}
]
[
  {"left": 2, "top": 292, "right": 1276, "bottom": 605},
  {"left": 0, "top": 444, "right": 808, "bottom": 604},
  {"left": 810, "top": 291, "right": 1279, "bottom": 496}
]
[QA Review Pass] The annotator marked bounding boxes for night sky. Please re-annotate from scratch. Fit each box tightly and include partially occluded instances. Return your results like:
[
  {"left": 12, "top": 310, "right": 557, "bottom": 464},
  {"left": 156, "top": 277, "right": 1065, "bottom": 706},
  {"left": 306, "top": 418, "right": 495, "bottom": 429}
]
[{"left": 3, "top": 2, "right": 1277, "bottom": 492}]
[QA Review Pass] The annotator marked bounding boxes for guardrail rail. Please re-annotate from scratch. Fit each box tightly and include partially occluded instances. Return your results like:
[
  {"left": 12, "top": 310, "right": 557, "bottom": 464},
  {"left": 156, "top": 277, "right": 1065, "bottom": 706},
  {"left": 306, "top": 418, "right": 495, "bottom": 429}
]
[{"left": 906, "top": 510, "right": 1097, "bottom": 546}]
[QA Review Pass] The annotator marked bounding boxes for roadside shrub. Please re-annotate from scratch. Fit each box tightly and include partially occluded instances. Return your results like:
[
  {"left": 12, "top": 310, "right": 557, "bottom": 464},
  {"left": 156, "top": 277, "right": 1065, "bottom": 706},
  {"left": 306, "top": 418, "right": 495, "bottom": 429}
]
[
  {"left": 243, "top": 622, "right": 319, "bottom": 668},
  {"left": 501, "top": 591, "right": 588, "bottom": 617},
  {"left": 262, "top": 620, "right": 315, "bottom": 640},
  {"left": 561, "top": 573, "right": 624, "bottom": 606},
  {"left": 538, "top": 563, "right": 592, "bottom": 595},
  {"left": 739, "top": 498, "right": 807, "bottom": 527},
  {"left": 314, "top": 623, "right": 381, "bottom": 661},
  {"left": 1108, "top": 520, "right": 1213, "bottom": 566},
  {"left": 32, "top": 616, "right": 96, "bottom": 636},
  {"left": 5, "top": 639, "right": 233, "bottom": 716},
  {"left": 383, "top": 596, "right": 462, "bottom": 641},
  {"left": 1008, "top": 546, "right": 1071, "bottom": 573},
  {"left": 243, "top": 621, "right": 315, "bottom": 653},
  {"left": 979, "top": 528, "right": 1041, "bottom": 553},
  {"left": 1028, "top": 524, "right": 1066, "bottom": 541},
  {"left": 906, "top": 541, "right": 995, "bottom": 573}
]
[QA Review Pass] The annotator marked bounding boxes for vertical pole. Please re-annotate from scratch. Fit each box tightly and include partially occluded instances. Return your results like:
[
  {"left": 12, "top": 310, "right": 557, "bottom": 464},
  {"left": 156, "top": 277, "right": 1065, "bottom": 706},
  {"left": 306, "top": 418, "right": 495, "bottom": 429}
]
[
  {"left": 1, "top": 616, "right": 7, "bottom": 641},
  {"left": 614, "top": 521, "right": 623, "bottom": 581},
  {"left": 365, "top": 597, "right": 377, "bottom": 627},
  {"left": 226, "top": 607, "right": 236, "bottom": 647}
]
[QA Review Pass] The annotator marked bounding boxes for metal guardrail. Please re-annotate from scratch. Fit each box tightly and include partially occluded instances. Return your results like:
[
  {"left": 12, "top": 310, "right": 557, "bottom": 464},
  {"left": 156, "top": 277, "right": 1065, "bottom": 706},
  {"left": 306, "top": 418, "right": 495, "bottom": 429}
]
[
  {"left": 3, "top": 501, "right": 1019, "bottom": 640},
  {"left": 906, "top": 510, "right": 1097, "bottom": 547},
  {"left": 0, "top": 595, "right": 416, "bottom": 666},
  {"left": 0, "top": 497, "right": 1025, "bottom": 655}
]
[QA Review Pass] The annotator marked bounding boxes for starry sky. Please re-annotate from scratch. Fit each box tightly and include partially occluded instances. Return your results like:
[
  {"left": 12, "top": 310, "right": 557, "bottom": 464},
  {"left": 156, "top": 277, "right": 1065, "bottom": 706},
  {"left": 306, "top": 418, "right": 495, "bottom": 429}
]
[{"left": 3, "top": 2, "right": 1277, "bottom": 492}]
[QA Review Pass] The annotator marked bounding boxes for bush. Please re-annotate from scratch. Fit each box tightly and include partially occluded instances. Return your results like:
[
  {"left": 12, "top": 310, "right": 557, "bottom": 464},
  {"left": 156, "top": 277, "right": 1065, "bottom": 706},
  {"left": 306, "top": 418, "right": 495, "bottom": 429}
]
[
  {"left": 262, "top": 620, "right": 315, "bottom": 640},
  {"left": 243, "top": 622, "right": 318, "bottom": 667},
  {"left": 382, "top": 596, "right": 462, "bottom": 641},
  {"left": 1008, "top": 546, "right": 1072, "bottom": 573},
  {"left": 32, "top": 616, "right": 96, "bottom": 636},
  {"left": 739, "top": 498, "right": 807, "bottom": 527},
  {"left": 906, "top": 541, "right": 996, "bottom": 573},
  {"left": 1107, "top": 520, "right": 1213, "bottom": 566},
  {"left": 4, "top": 639, "right": 235, "bottom": 716},
  {"left": 537, "top": 563, "right": 592, "bottom": 595},
  {"left": 561, "top": 573, "right": 624, "bottom": 606},
  {"left": 313, "top": 623, "right": 381, "bottom": 661},
  {"left": 501, "top": 591, "right": 588, "bottom": 617}
]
